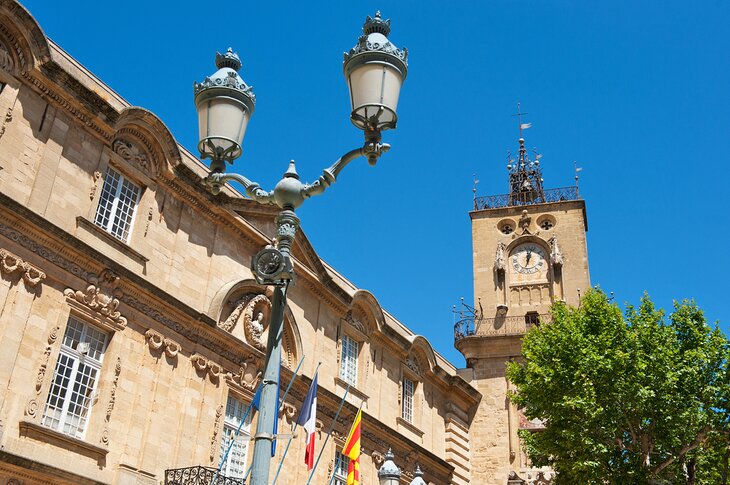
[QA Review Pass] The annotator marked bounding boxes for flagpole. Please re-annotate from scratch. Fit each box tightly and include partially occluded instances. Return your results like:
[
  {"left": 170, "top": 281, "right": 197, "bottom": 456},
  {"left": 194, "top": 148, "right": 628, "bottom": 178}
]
[
  {"left": 271, "top": 362, "right": 322, "bottom": 485},
  {"left": 211, "top": 355, "right": 305, "bottom": 485},
  {"left": 304, "top": 384, "right": 351, "bottom": 485},
  {"left": 326, "top": 401, "right": 365, "bottom": 485}
]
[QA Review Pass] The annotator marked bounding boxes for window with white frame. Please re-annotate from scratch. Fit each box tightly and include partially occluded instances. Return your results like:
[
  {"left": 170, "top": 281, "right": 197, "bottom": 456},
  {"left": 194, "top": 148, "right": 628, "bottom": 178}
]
[
  {"left": 402, "top": 377, "right": 415, "bottom": 423},
  {"left": 94, "top": 166, "right": 141, "bottom": 242},
  {"left": 219, "top": 394, "right": 252, "bottom": 479},
  {"left": 339, "top": 334, "right": 359, "bottom": 386},
  {"left": 41, "top": 316, "right": 108, "bottom": 438},
  {"left": 333, "top": 450, "right": 349, "bottom": 485}
]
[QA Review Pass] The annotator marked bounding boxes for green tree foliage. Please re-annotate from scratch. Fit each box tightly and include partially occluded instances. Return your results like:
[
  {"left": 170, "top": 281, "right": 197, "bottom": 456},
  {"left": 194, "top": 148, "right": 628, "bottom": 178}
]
[{"left": 506, "top": 290, "right": 730, "bottom": 484}]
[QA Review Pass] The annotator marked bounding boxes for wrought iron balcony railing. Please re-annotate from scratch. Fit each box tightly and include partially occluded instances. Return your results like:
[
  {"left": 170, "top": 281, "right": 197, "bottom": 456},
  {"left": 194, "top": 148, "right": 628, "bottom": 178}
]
[
  {"left": 474, "top": 186, "right": 580, "bottom": 211},
  {"left": 454, "top": 314, "right": 552, "bottom": 342},
  {"left": 165, "top": 466, "right": 244, "bottom": 485}
]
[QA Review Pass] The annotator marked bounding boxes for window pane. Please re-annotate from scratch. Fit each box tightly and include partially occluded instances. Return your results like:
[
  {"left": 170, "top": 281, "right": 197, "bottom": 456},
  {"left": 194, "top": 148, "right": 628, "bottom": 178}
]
[
  {"left": 42, "top": 318, "right": 108, "bottom": 438},
  {"left": 220, "top": 395, "right": 251, "bottom": 479},
  {"left": 402, "top": 378, "right": 414, "bottom": 423},
  {"left": 339, "top": 335, "right": 358, "bottom": 386},
  {"left": 94, "top": 167, "right": 140, "bottom": 242},
  {"left": 334, "top": 451, "right": 349, "bottom": 485}
]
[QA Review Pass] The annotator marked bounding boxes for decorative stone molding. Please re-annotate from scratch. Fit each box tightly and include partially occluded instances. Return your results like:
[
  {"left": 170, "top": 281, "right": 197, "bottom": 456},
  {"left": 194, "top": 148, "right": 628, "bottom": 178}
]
[
  {"left": 210, "top": 404, "right": 223, "bottom": 463},
  {"left": 0, "top": 248, "right": 46, "bottom": 287},
  {"left": 371, "top": 450, "right": 384, "bottom": 468},
  {"left": 0, "top": 106, "right": 13, "bottom": 140},
  {"left": 100, "top": 356, "right": 121, "bottom": 445},
  {"left": 25, "top": 323, "right": 61, "bottom": 418},
  {"left": 495, "top": 241, "right": 507, "bottom": 273},
  {"left": 279, "top": 402, "right": 297, "bottom": 424},
  {"left": 191, "top": 353, "right": 222, "bottom": 381},
  {"left": 220, "top": 293, "right": 270, "bottom": 351},
  {"left": 64, "top": 269, "right": 127, "bottom": 331},
  {"left": 89, "top": 170, "right": 102, "bottom": 200},
  {"left": 345, "top": 309, "right": 368, "bottom": 336},
  {"left": 113, "top": 139, "right": 151, "bottom": 174},
  {"left": 144, "top": 329, "right": 180, "bottom": 360},
  {"left": 225, "top": 355, "right": 262, "bottom": 392},
  {"left": 507, "top": 469, "right": 554, "bottom": 485},
  {"left": 549, "top": 236, "right": 563, "bottom": 267}
]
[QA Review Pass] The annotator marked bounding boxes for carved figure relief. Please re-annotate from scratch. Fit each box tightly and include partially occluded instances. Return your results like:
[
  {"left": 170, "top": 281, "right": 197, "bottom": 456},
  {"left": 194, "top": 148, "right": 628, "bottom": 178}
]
[
  {"left": 280, "top": 402, "right": 297, "bottom": 424},
  {"left": 405, "top": 355, "right": 422, "bottom": 377},
  {"left": 345, "top": 308, "right": 368, "bottom": 335},
  {"left": 225, "top": 355, "right": 262, "bottom": 391},
  {"left": 220, "top": 293, "right": 271, "bottom": 351},
  {"left": 0, "top": 42, "right": 12, "bottom": 72},
  {"left": 100, "top": 356, "right": 121, "bottom": 445},
  {"left": 519, "top": 210, "right": 531, "bottom": 234},
  {"left": 549, "top": 235, "right": 563, "bottom": 267},
  {"left": 495, "top": 241, "right": 507, "bottom": 273},
  {"left": 113, "top": 139, "right": 150, "bottom": 173},
  {"left": 0, "top": 248, "right": 46, "bottom": 288},
  {"left": 25, "top": 323, "right": 61, "bottom": 418},
  {"left": 371, "top": 450, "right": 384, "bottom": 468},
  {"left": 64, "top": 269, "right": 127, "bottom": 329},
  {"left": 210, "top": 404, "right": 223, "bottom": 463}
]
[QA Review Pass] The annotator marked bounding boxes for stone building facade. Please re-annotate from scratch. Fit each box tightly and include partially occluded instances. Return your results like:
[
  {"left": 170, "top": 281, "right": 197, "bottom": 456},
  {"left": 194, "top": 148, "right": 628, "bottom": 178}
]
[
  {"left": 0, "top": 2, "right": 479, "bottom": 484},
  {"left": 0, "top": 2, "right": 592, "bottom": 484}
]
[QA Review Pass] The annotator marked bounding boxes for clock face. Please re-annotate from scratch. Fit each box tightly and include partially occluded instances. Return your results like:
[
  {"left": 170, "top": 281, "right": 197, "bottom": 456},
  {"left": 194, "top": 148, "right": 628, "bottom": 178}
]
[{"left": 511, "top": 243, "right": 547, "bottom": 275}]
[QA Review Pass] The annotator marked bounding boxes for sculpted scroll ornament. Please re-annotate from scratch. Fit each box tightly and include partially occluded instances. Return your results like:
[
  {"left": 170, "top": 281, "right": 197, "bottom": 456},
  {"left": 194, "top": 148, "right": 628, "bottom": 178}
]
[
  {"left": 191, "top": 353, "right": 222, "bottom": 381},
  {"left": 25, "top": 323, "right": 61, "bottom": 418},
  {"left": 64, "top": 269, "right": 127, "bottom": 329},
  {"left": 549, "top": 235, "right": 563, "bottom": 267},
  {"left": 100, "top": 357, "right": 121, "bottom": 445},
  {"left": 220, "top": 293, "right": 271, "bottom": 351},
  {"left": 405, "top": 355, "right": 422, "bottom": 377},
  {"left": 210, "top": 404, "right": 223, "bottom": 463},
  {"left": 345, "top": 310, "right": 367, "bottom": 335},
  {"left": 144, "top": 329, "right": 181, "bottom": 360},
  {"left": 0, "top": 248, "right": 46, "bottom": 287}
]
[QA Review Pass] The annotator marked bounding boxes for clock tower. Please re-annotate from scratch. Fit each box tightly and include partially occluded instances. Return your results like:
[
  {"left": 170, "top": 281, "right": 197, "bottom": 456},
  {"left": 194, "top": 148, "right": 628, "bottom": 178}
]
[{"left": 455, "top": 128, "right": 590, "bottom": 484}]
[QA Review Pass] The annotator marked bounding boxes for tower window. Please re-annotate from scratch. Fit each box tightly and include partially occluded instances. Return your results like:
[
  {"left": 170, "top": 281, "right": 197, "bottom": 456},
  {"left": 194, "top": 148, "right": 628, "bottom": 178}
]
[
  {"left": 94, "top": 167, "right": 141, "bottom": 243},
  {"left": 339, "top": 335, "right": 359, "bottom": 386},
  {"left": 498, "top": 219, "right": 516, "bottom": 235},
  {"left": 540, "top": 220, "right": 554, "bottom": 230},
  {"left": 525, "top": 312, "right": 540, "bottom": 326},
  {"left": 501, "top": 225, "right": 514, "bottom": 235}
]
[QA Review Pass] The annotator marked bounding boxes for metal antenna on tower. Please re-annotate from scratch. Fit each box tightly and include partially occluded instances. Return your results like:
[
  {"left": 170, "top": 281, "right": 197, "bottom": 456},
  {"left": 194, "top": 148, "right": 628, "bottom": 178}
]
[
  {"left": 472, "top": 173, "right": 480, "bottom": 210},
  {"left": 574, "top": 161, "right": 583, "bottom": 195}
]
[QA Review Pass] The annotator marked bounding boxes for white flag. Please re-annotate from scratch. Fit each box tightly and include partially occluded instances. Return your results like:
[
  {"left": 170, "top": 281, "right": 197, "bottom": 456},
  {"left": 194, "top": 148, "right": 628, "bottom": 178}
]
[{"left": 520, "top": 123, "right": 532, "bottom": 130}]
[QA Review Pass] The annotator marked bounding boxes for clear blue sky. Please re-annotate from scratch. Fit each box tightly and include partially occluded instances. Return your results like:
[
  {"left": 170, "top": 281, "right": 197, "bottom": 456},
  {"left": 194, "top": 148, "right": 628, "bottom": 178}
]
[{"left": 22, "top": 0, "right": 729, "bottom": 366}]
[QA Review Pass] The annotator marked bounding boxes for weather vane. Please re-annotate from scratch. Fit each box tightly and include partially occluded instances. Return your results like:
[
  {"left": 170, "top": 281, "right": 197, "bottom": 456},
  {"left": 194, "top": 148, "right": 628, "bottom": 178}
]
[{"left": 513, "top": 102, "right": 532, "bottom": 137}]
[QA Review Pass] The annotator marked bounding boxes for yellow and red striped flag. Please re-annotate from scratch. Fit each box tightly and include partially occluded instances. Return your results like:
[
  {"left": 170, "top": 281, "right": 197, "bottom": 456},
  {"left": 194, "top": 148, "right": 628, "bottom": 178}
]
[{"left": 342, "top": 408, "right": 362, "bottom": 485}]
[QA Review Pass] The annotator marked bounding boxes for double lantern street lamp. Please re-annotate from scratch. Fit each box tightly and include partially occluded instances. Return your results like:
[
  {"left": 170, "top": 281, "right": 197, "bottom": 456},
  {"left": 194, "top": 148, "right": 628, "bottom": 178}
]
[{"left": 193, "top": 12, "right": 407, "bottom": 485}]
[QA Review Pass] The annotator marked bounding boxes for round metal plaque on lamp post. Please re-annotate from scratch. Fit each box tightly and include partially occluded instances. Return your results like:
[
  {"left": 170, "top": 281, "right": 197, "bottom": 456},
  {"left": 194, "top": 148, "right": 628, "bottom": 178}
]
[{"left": 193, "top": 12, "right": 407, "bottom": 485}]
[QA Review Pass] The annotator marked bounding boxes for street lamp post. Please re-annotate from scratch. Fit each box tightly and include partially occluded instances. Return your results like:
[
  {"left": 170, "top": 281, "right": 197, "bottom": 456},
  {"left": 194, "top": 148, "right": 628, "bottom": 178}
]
[{"left": 193, "top": 11, "right": 407, "bottom": 485}]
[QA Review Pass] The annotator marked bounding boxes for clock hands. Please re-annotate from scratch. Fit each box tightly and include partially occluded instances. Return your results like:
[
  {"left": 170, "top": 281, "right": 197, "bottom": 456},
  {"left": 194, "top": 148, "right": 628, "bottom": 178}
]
[{"left": 525, "top": 248, "right": 532, "bottom": 265}]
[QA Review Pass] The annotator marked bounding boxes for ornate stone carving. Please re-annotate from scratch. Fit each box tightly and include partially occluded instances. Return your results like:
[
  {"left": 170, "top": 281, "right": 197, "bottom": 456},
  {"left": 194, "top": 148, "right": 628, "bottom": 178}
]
[
  {"left": 191, "top": 353, "right": 221, "bottom": 381},
  {"left": 225, "top": 356, "right": 262, "bottom": 391},
  {"left": 495, "top": 241, "right": 506, "bottom": 273},
  {"left": 405, "top": 355, "right": 421, "bottom": 377},
  {"left": 89, "top": 170, "right": 102, "bottom": 200},
  {"left": 0, "top": 107, "right": 13, "bottom": 140},
  {"left": 549, "top": 236, "right": 563, "bottom": 267},
  {"left": 64, "top": 269, "right": 127, "bottom": 329},
  {"left": 100, "top": 356, "right": 121, "bottom": 445},
  {"left": 279, "top": 402, "right": 297, "bottom": 424},
  {"left": 0, "top": 42, "right": 12, "bottom": 72},
  {"left": 508, "top": 469, "right": 554, "bottom": 485},
  {"left": 113, "top": 139, "right": 150, "bottom": 173},
  {"left": 220, "top": 293, "right": 271, "bottom": 351},
  {"left": 210, "top": 404, "right": 223, "bottom": 463},
  {"left": 25, "top": 323, "right": 61, "bottom": 418},
  {"left": 144, "top": 329, "right": 180, "bottom": 360},
  {"left": 0, "top": 248, "right": 46, "bottom": 287},
  {"left": 519, "top": 210, "right": 531, "bottom": 234},
  {"left": 371, "top": 450, "right": 384, "bottom": 468},
  {"left": 345, "top": 310, "right": 367, "bottom": 335},
  {"left": 144, "top": 205, "right": 153, "bottom": 237}
]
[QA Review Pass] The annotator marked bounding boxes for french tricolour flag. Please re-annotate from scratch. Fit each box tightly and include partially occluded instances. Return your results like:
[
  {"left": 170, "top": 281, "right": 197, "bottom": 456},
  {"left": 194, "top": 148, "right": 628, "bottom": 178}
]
[{"left": 296, "top": 372, "right": 318, "bottom": 470}]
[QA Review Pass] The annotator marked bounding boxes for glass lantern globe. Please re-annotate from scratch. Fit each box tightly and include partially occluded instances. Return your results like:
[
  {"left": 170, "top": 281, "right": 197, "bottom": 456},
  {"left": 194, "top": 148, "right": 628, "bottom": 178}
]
[
  {"left": 344, "top": 12, "right": 408, "bottom": 133},
  {"left": 193, "top": 48, "right": 255, "bottom": 165}
]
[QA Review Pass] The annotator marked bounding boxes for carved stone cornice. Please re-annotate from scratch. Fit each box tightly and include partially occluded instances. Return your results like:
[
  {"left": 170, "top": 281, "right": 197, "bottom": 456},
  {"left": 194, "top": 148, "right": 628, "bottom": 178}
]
[{"left": 0, "top": 247, "right": 45, "bottom": 287}]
